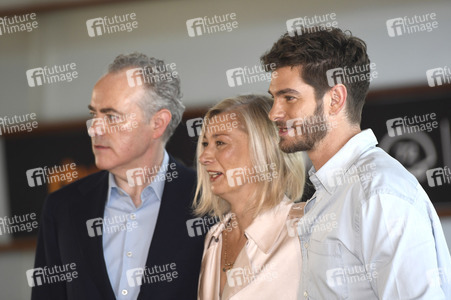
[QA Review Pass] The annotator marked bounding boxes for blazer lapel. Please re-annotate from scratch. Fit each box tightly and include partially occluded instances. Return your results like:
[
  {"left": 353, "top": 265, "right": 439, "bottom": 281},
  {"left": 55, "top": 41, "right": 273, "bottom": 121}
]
[
  {"left": 144, "top": 158, "right": 188, "bottom": 267},
  {"left": 71, "top": 171, "right": 116, "bottom": 299}
]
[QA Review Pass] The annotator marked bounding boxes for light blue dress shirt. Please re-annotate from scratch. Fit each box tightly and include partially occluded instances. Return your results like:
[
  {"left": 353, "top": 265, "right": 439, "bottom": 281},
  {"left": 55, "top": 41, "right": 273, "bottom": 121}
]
[
  {"left": 103, "top": 151, "right": 169, "bottom": 300},
  {"left": 298, "top": 129, "right": 451, "bottom": 299}
]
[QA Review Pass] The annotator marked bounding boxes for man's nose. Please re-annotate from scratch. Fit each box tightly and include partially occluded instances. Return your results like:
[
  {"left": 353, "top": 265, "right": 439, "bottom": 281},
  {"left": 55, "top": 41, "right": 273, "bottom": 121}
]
[{"left": 268, "top": 100, "right": 285, "bottom": 122}]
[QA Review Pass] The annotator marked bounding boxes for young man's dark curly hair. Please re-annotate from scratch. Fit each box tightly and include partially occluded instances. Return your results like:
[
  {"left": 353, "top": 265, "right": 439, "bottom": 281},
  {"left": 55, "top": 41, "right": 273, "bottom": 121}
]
[{"left": 260, "top": 27, "right": 371, "bottom": 124}]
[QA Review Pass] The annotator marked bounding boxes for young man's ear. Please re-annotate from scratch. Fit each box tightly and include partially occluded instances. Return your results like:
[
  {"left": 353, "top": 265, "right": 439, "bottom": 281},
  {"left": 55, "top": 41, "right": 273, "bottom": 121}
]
[
  {"left": 151, "top": 109, "right": 172, "bottom": 139},
  {"left": 328, "top": 84, "right": 347, "bottom": 116}
]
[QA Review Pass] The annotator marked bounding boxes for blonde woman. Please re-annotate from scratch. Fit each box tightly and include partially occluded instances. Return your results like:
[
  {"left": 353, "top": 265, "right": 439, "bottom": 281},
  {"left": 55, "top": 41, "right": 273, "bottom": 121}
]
[{"left": 195, "top": 95, "right": 306, "bottom": 300}]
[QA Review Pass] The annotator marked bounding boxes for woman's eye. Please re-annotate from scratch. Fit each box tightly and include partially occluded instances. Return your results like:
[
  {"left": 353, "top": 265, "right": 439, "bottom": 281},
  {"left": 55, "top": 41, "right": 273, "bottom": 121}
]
[{"left": 201, "top": 142, "right": 208, "bottom": 147}]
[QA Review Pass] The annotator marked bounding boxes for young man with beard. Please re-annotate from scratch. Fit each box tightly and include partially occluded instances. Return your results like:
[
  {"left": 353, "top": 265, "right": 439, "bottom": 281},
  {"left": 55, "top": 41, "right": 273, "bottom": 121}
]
[{"left": 261, "top": 28, "right": 451, "bottom": 299}]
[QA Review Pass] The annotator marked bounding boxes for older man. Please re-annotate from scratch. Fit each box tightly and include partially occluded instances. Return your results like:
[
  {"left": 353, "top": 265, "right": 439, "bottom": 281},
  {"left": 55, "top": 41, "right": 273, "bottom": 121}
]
[{"left": 32, "top": 53, "right": 204, "bottom": 300}]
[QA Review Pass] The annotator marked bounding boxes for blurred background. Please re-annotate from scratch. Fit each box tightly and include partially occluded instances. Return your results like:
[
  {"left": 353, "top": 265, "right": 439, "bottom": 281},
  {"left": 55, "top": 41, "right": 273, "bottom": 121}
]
[{"left": 0, "top": 0, "right": 450, "bottom": 298}]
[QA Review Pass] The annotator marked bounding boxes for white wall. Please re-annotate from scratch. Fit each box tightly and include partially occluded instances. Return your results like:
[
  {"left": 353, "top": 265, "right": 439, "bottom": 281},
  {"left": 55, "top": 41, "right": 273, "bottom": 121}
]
[{"left": 0, "top": 0, "right": 450, "bottom": 298}]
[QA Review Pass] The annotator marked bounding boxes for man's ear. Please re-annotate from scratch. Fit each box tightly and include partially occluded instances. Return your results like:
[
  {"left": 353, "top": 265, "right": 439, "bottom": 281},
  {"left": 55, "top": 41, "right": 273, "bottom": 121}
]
[
  {"left": 328, "top": 84, "right": 347, "bottom": 116},
  {"left": 151, "top": 109, "right": 172, "bottom": 139}
]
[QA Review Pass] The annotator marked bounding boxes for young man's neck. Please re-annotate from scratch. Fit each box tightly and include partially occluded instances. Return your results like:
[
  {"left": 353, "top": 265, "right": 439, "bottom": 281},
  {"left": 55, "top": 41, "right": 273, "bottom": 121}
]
[{"left": 308, "top": 125, "right": 361, "bottom": 171}]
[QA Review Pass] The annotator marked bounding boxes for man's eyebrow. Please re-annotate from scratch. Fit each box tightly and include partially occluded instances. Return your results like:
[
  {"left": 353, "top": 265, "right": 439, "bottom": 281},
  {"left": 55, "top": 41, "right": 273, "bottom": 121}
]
[
  {"left": 88, "top": 105, "right": 123, "bottom": 114},
  {"left": 273, "top": 88, "right": 301, "bottom": 97}
]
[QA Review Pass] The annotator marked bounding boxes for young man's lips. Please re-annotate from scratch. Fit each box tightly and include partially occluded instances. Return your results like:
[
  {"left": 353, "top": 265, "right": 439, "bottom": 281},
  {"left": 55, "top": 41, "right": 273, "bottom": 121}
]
[
  {"left": 94, "top": 145, "right": 109, "bottom": 149},
  {"left": 278, "top": 127, "right": 289, "bottom": 136}
]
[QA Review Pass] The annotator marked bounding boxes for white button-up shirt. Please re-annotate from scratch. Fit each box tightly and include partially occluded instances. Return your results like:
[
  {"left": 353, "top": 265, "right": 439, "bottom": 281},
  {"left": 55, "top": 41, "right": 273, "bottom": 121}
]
[{"left": 298, "top": 129, "right": 451, "bottom": 299}]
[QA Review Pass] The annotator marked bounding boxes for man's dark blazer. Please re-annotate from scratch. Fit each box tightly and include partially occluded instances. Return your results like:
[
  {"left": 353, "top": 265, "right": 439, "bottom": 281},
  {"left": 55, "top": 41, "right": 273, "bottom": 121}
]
[{"left": 31, "top": 156, "right": 205, "bottom": 300}]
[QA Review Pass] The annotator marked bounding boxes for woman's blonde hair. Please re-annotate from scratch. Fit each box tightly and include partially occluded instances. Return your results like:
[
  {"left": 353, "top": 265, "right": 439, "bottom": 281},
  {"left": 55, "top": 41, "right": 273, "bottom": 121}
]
[{"left": 193, "top": 95, "right": 305, "bottom": 217}]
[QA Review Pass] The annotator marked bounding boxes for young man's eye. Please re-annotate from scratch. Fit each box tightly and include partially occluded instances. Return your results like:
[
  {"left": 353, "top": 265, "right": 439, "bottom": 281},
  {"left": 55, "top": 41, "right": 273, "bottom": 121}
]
[
  {"left": 201, "top": 142, "right": 208, "bottom": 147},
  {"left": 285, "top": 96, "right": 296, "bottom": 101}
]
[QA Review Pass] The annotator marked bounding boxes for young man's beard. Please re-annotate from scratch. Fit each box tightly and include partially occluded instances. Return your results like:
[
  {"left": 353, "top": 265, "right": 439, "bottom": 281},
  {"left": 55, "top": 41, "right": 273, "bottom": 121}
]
[{"left": 279, "top": 100, "right": 328, "bottom": 153}]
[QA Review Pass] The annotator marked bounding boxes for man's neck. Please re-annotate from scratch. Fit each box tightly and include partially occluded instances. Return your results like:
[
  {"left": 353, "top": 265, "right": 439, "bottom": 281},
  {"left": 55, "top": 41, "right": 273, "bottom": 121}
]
[
  {"left": 113, "top": 147, "right": 165, "bottom": 208},
  {"left": 308, "top": 126, "right": 361, "bottom": 172}
]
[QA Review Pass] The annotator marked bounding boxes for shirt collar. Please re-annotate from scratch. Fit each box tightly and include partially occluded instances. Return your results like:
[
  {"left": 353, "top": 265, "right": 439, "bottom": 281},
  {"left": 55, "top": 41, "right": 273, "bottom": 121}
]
[
  {"left": 308, "top": 129, "right": 378, "bottom": 194},
  {"left": 209, "top": 196, "right": 293, "bottom": 254},
  {"left": 107, "top": 150, "right": 169, "bottom": 204}
]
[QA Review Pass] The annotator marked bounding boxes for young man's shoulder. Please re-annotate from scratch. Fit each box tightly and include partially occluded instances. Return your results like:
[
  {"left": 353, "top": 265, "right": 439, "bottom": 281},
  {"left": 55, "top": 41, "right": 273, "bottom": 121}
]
[{"left": 356, "top": 146, "right": 422, "bottom": 204}]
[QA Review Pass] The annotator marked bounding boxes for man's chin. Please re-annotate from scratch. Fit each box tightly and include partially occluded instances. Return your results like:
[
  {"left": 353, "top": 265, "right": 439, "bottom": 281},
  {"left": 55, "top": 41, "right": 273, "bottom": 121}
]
[
  {"left": 94, "top": 159, "right": 113, "bottom": 171},
  {"left": 279, "top": 139, "right": 309, "bottom": 153}
]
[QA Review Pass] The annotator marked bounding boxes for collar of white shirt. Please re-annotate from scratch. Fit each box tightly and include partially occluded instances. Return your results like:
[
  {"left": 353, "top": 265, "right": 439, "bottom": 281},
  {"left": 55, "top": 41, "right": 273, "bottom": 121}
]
[
  {"left": 308, "top": 129, "right": 378, "bottom": 195},
  {"left": 107, "top": 150, "right": 170, "bottom": 204}
]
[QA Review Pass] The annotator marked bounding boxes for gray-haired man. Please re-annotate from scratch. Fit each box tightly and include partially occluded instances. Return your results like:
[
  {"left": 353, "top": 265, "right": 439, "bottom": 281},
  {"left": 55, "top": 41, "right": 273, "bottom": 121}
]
[{"left": 32, "top": 53, "right": 205, "bottom": 300}]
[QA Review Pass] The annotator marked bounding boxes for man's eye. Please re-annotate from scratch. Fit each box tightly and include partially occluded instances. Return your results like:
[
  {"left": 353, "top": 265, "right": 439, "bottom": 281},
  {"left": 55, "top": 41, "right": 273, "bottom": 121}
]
[
  {"left": 216, "top": 141, "right": 225, "bottom": 146},
  {"left": 108, "top": 115, "right": 121, "bottom": 122},
  {"left": 285, "top": 96, "right": 295, "bottom": 101},
  {"left": 201, "top": 142, "right": 208, "bottom": 147}
]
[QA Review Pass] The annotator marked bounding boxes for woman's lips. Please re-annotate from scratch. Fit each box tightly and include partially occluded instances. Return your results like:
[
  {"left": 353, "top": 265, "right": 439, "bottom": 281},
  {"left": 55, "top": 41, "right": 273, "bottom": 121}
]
[{"left": 208, "top": 171, "right": 223, "bottom": 182}]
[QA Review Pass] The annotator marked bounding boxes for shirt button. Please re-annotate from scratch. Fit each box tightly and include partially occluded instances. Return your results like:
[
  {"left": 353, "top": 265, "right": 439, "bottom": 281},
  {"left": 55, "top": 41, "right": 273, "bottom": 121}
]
[
  {"left": 130, "top": 214, "right": 136, "bottom": 220},
  {"left": 304, "top": 243, "right": 309, "bottom": 249},
  {"left": 127, "top": 251, "right": 132, "bottom": 257},
  {"left": 122, "top": 289, "right": 128, "bottom": 295},
  {"left": 304, "top": 291, "right": 308, "bottom": 298}
]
